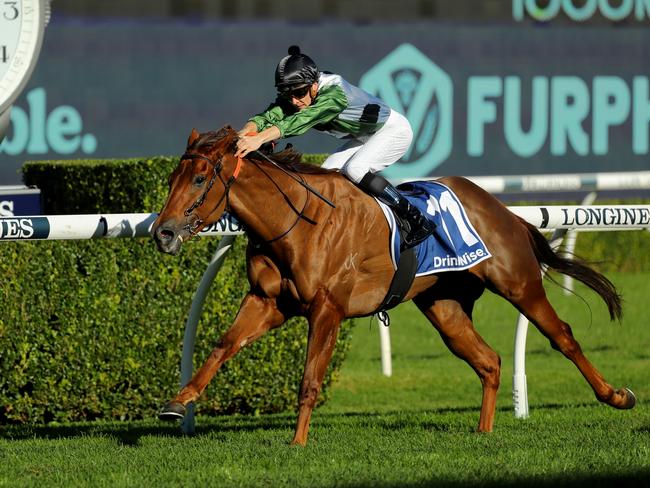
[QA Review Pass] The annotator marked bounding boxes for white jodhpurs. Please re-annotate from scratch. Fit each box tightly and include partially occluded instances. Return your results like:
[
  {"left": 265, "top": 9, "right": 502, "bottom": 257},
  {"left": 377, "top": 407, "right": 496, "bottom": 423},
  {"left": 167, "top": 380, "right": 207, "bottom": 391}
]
[{"left": 321, "top": 110, "right": 413, "bottom": 183}]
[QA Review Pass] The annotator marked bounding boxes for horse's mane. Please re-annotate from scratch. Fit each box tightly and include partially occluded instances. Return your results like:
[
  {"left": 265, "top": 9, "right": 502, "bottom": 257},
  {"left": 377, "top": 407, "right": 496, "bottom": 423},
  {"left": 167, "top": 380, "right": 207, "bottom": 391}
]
[
  {"left": 188, "top": 126, "right": 334, "bottom": 176},
  {"left": 189, "top": 127, "right": 235, "bottom": 154}
]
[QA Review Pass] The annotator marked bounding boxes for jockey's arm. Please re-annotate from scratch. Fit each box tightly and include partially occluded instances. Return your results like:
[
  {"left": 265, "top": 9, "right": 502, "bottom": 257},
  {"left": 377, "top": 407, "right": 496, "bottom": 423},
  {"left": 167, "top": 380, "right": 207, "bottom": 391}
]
[
  {"left": 237, "top": 121, "right": 259, "bottom": 137},
  {"left": 235, "top": 125, "right": 281, "bottom": 158}
]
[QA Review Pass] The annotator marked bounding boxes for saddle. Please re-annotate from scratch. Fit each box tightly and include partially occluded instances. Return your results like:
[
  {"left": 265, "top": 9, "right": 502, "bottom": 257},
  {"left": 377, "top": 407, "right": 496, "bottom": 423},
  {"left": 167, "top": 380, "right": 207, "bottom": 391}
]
[{"left": 371, "top": 181, "right": 493, "bottom": 324}]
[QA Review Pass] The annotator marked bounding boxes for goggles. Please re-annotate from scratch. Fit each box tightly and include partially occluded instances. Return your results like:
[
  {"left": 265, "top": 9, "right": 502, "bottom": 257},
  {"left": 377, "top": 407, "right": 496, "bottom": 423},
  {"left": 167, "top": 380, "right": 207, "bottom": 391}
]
[{"left": 279, "top": 85, "right": 311, "bottom": 100}]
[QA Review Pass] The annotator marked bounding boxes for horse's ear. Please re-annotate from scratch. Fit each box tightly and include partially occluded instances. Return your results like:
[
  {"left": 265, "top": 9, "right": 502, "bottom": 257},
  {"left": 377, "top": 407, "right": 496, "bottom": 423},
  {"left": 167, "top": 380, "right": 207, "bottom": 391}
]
[{"left": 187, "top": 128, "right": 200, "bottom": 147}]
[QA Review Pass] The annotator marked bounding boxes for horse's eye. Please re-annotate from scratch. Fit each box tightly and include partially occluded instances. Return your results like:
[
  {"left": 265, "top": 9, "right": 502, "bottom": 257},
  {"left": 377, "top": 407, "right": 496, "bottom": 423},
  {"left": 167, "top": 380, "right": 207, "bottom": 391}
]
[{"left": 193, "top": 175, "right": 207, "bottom": 186}]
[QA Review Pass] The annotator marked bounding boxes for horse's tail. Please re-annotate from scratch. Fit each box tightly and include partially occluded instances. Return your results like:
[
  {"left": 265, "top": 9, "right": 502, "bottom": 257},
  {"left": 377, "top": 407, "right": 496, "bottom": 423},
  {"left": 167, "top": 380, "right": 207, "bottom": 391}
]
[{"left": 521, "top": 218, "right": 622, "bottom": 321}]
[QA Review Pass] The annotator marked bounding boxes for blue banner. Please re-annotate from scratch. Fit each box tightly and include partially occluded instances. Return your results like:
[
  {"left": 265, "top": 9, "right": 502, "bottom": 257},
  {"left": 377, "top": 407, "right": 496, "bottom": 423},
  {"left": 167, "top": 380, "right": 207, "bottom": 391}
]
[
  {"left": 1, "top": 20, "right": 648, "bottom": 184},
  {"left": 0, "top": 187, "right": 41, "bottom": 215}
]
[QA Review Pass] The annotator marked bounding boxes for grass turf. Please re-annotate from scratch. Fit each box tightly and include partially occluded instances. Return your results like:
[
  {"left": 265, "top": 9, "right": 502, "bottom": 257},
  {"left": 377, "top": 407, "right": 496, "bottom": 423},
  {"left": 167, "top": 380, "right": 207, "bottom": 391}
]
[{"left": 0, "top": 272, "right": 648, "bottom": 487}]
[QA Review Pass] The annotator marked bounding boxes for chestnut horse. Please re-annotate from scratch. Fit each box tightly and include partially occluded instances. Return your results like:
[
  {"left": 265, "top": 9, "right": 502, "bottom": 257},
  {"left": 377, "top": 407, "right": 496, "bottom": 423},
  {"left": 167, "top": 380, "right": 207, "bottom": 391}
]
[{"left": 152, "top": 126, "right": 635, "bottom": 446}]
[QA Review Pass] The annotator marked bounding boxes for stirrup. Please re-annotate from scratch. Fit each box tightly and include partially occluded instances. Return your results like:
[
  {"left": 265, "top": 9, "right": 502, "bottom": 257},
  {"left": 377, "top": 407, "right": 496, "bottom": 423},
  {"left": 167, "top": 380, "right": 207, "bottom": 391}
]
[
  {"left": 402, "top": 228, "right": 432, "bottom": 250},
  {"left": 401, "top": 213, "right": 435, "bottom": 250}
]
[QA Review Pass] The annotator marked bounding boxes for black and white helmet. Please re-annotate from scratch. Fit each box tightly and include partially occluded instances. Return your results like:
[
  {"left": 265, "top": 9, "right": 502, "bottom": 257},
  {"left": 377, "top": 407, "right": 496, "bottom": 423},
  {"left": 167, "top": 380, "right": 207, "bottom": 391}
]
[{"left": 274, "top": 45, "right": 319, "bottom": 93}]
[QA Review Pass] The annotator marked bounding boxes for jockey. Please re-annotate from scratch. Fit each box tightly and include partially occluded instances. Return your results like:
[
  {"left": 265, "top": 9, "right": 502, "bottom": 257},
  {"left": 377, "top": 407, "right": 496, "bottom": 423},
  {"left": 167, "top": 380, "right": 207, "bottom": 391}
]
[{"left": 235, "top": 45, "right": 435, "bottom": 249}]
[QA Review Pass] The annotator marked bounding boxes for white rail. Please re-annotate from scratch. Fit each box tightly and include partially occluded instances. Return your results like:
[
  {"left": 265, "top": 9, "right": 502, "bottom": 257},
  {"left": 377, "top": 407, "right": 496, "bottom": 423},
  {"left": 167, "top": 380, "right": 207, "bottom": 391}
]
[
  {"left": 0, "top": 213, "right": 244, "bottom": 240},
  {"left": 3, "top": 203, "right": 650, "bottom": 241}
]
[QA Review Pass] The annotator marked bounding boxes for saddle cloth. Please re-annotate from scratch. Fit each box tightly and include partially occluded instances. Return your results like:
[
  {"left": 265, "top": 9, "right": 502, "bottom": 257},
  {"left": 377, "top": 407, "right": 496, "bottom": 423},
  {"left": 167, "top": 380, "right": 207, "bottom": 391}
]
[{"left": 376, "top": 181, "right": 492, "bottom": 276}]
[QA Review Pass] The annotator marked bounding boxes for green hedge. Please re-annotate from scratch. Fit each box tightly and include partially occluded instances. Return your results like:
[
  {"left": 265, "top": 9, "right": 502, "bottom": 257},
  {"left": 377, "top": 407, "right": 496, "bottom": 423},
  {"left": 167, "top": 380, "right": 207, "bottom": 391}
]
[
  {"left": 21, "top": 153, "right": 329, "bottom": 215},
  {"left": 23, "top": 156, "right": 185, "bottom": 214},
  {"left": 570, "top": 226, "right": 650, "bottom": 273},
  {"left": 0, "top": 154, "right": 351, "bottom": 424}
]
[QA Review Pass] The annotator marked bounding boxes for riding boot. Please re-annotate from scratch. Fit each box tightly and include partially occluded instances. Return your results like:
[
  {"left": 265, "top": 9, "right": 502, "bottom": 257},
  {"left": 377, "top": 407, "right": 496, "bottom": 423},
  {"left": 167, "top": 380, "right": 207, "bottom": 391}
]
[{"left": 358, "top": 172, "right": 435, "bottom": 249}]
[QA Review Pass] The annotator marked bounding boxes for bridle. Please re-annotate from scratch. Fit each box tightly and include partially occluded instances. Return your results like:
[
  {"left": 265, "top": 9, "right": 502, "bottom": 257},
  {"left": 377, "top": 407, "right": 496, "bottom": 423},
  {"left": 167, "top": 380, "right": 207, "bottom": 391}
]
[
  {"left": 179, "top": 150, "right": 334, "bottom": 243},
  {"left": 181, "top": 152, "right": 243, "bottom": 239}
]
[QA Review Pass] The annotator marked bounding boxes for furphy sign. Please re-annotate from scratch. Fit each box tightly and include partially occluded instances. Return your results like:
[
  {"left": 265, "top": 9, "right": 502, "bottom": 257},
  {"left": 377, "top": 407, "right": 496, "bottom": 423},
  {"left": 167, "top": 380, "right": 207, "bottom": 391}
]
[
  {"left": 467, "top": 76, "right": 650, "bottom": 157},
  {"left": 360, "top": 44, "right": 453, "bottom": 178},
  {"left": 360, "top": 44, "right": 650, "bottom": 176}
]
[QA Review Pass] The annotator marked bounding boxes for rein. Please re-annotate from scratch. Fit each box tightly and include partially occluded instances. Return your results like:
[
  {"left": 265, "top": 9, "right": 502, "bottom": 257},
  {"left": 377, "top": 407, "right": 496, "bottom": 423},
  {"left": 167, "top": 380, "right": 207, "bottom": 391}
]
[
  {"left": 180, "top": 150, "right": 330, "bottom": 244},
  {"left": 247, "top": 157, "right": 314, "bottom": 244},
  {"left": 250, "top": 150, "right": 336, "bottom": 209}
]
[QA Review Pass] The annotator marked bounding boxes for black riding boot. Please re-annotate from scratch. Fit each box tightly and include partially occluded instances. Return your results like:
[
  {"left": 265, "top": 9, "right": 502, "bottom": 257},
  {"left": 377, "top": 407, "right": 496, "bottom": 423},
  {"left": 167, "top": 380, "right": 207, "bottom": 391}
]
[{"left": 359, "top": 172, "right": 435, "bottom": 249}]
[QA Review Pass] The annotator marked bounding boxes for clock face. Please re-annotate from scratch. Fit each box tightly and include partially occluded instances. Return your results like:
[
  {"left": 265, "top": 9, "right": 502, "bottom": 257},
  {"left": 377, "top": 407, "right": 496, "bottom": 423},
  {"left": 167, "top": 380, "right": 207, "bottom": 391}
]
[{"left": 0, "top": 0, "right": 46, "bottom": 114}]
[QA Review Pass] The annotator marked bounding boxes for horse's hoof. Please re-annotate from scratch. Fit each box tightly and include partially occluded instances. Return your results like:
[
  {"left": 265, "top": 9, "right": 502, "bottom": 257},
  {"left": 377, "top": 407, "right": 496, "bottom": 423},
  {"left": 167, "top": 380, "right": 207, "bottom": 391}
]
[
  {"left": 620, "top": 388, "right": 636, "bottom": 409},
  {"left": 158, "top": 401, "right": 186, "bottom": 421}
]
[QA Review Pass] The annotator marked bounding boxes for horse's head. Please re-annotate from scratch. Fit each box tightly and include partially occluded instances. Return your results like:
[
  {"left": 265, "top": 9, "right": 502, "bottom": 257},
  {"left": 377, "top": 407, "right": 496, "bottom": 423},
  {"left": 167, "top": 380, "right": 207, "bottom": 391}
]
[{"left": 152, "top": 126, "right": 240, "bottom": 254}]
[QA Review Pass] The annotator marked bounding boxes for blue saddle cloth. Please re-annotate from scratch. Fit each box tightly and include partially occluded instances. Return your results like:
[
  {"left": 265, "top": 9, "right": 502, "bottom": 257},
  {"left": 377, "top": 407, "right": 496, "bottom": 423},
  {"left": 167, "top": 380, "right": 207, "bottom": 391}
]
[{"left": 377, "top": 181, "right": 492, "bottom": 276}]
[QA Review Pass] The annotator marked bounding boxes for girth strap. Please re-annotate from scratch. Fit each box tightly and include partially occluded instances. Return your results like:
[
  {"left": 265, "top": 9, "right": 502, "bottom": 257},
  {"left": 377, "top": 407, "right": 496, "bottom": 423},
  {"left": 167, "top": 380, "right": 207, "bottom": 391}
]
[
  {"left": 374, "top": 246, "right": 417, "bottom": 314},
  {"left": 372, "top": 216, "right": 418, "bottom": 315}
]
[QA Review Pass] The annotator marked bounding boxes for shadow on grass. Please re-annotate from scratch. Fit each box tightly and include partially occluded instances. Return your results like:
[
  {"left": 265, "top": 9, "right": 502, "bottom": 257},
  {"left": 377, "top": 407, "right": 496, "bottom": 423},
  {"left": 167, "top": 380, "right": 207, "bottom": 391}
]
[
  {"left": 0, "top": 411, "right": 303, "bottom": 444},
  {"left": 342, "top": 471, "right": 650, "bottom": 488},
  {"left": 0, "top": 421, "right": 181, "bottom": 445},
  {"left": 0, "top": 401, "right": 601, "bottom": 444},
  {"left": 388, "top": 352, "right": 446, "bottom": 361},
  {"left": 526, "top": 344, "right": 616, "bottom": 356}
]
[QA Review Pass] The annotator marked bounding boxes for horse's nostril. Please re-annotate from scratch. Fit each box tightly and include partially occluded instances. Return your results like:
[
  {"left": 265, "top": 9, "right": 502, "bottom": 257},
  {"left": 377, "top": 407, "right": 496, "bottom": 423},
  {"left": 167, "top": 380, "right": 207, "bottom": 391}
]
[{"left": 158, "top": 228, "right": 175, "bottom": 241}]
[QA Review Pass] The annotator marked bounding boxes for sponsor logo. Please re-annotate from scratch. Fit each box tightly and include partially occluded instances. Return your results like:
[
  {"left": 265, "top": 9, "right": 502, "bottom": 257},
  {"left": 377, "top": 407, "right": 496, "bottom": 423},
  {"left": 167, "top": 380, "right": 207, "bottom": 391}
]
[
  {"left": 516, "top": 175, "right": 585, "bottom": 192},
  {"left": 0, "top": 217, "right": 50, "bottom": 239},
  {"left": 433, "top": 249, "right": 487, "bottom": 268},
  {"left": 468, "top": 76, "right": 650, "bottom": 158},
  {"left": 362, "top": 44, "right": 650, "bottom": 178},
  {"left": 513, "top": 0, "right": 650, "bottom": 22},
  {"left": 561, "top": 207, "right": 650, "bottom": 226},
  {"left": 0, "top": 87, "right": 97, "bottom": 156},
  {"left": 360, "top": 44, "right": 453, "bottom": 177},
  {"left": 0, "top": 200, "right": 14, "bottom": 217},
  {"left": 200, "top": 214, "right": 244, "bottom": 234},
  {"left": 0, "top": 218, "right": 35, "bottom": 239},
  {"left": 0, "top": 192, "right": 42, "bottom": 216}
]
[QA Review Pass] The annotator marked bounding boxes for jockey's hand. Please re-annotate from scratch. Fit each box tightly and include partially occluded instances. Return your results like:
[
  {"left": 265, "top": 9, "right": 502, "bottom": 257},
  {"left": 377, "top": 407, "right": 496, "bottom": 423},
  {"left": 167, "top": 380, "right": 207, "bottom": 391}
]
[{"left": 235, "top": 133, "right": 263, "bottom": 158}]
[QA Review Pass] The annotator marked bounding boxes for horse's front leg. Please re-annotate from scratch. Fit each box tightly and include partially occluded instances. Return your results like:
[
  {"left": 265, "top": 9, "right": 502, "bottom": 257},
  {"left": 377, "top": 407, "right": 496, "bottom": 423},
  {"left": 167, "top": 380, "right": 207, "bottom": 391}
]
[
  {"left": 159, "top": 292, "right": 286, "bottom": 420},
  {"left": 291, "top": 289, "right": 344, "bottom": 446}
]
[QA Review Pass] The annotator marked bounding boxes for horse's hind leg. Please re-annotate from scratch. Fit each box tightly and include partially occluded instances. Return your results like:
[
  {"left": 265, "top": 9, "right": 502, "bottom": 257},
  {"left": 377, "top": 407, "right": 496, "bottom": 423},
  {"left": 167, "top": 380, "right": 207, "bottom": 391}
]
[
  {"left": 503, "top": 278, "right": 635, "bottom": 410},
  {"left": 414, "top": 292, "right": 501, "bottom": 432},
  {"left": 159, "top": 292, "right": 286, "bottom": 420}
]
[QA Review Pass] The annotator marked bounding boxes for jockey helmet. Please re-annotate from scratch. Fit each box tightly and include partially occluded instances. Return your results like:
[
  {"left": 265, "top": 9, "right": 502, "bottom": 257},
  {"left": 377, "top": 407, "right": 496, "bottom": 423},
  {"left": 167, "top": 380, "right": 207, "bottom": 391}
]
[{"left": 275, "top": 45, "right": 319, "bottom": 93}]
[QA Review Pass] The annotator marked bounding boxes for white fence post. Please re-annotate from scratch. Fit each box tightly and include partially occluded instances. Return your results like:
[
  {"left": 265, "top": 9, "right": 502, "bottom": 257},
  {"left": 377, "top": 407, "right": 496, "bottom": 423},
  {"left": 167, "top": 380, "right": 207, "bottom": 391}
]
[
  {"left": 379, "top": 324, "right": 392, "bottom": 377},
  {"left": 511, "top": 228, "right": 567, "bottom": 418},
  {"left": 512, "top": 312, "right": 531, "bottom": 419}
]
